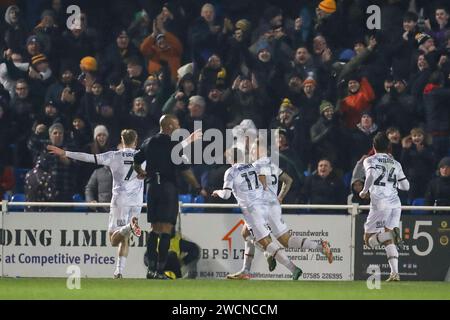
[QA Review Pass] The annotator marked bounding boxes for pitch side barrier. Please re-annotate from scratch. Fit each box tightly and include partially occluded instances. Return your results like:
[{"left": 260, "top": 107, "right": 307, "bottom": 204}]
[{"left": 1, "top": 201, "right": 449, "bottom": 280}]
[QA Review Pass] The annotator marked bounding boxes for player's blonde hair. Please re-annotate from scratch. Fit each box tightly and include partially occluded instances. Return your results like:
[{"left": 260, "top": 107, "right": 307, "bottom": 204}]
[{"left": 121, "top": 129, "right": 138, "bottom": 146}]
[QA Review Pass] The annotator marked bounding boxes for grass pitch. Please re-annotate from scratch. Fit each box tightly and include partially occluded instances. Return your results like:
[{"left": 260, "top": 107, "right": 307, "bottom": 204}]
[{"left": 0, "top": 278, "right": 449, "bottom": 300}]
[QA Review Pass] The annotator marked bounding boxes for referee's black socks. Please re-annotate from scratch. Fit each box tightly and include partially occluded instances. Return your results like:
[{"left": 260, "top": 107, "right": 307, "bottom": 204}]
[
  {"left": 157, "top": 233, "right": 171, "bottom": 273},
  {"left": 147, "top": 231, "right": 159, "bottom": 272}
]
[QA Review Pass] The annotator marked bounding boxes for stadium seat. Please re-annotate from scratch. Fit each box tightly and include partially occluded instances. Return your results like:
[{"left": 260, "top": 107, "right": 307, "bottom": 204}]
[
  {"left": 303, "top": 170, "right": 310, "bottom": 177},
  {"left": 72, "top": 194, "right": 86, "bottom": 212},
  {"left": 10, "top": 193, "right": 26, "bottom": 212},
  {"left": 14, "top": 168, "right": 29, "bottom": 193},
  {"left": 343, "top": 172, "right": 352, "bottom": 189},
  {"left": 2, "top": 192, "right": 11, "bottom": 201},
  {"left": 179, "top": 194, "right": 193, "bottom": 213},
  {"left": 192, "top": 195, "right": 205, "bottom": 213},
  {"left": 411, "top": 198, "right": 426, "bottom": 215}
]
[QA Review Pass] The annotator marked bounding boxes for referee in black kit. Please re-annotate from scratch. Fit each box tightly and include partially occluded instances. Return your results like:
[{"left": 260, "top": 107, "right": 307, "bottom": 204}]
[{"left": 133, "top": 114, "right": 207, "bottom": 279}]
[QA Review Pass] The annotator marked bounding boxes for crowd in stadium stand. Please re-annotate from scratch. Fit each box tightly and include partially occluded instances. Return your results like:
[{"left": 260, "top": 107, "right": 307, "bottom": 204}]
[{"left": 0, "top": 0, "right": 450, "bottom": 210}]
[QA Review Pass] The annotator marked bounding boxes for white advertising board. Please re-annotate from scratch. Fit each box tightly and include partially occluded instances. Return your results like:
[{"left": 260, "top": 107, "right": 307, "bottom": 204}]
[
  {"left": 180, "top": 213, "right": 353, "bottom": 280},
  {"left": 0, "top": 212, "right": 352, "bottom": 280}
]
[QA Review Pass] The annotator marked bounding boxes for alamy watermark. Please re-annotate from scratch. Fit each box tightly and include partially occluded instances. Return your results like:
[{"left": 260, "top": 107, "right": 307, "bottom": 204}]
[
  {"left": 366, "top": 265, "right": 381, "bottom": 290},
  {"left": 366, "top": 5, "right": 381, "bottom": 30},
  {"left": 66, "top": 5, "right": 81, "bottom": 30},
  {"left": 66, "top": 265, "right": 81, "bottom": 290},
  {"left": 170, "top": 121, "right": 280, "bottom": 166}
]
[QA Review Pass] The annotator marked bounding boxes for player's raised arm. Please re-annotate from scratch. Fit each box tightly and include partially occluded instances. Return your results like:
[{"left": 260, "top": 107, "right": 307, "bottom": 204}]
[
  {"left": 278, "top": 172, "right": 293, "bottom": 203},
  {"left": 212, "top": 167, "right": 234, "bottom": 199},
  {"left": 47, "top": 145, "right": 114, "bottom": 166},
  {"left": 212, "top": 189, "right": 232, "bottom": 199}
]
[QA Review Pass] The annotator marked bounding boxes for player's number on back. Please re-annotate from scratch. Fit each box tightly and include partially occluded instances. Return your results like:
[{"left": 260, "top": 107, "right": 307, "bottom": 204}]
[
  {"left": 241, "top": 171, "right": 259, "bottom": 190},
  {"left": 374, "top": 165, "right": 396, "bottom": 187},
  {"left": 124, "top": 160, "right": 134, "bottom": 181}
]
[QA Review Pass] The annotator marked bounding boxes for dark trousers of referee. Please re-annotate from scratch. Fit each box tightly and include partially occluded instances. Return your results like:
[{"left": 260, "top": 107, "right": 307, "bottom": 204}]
[{"left": 146, "top": 181, "right": 179, "bottom": 276}]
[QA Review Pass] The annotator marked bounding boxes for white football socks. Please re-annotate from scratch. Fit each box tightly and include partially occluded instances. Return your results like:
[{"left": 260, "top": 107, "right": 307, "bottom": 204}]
[
  {"left": 288, "top": 236, "right": 321, "bottom": 250},
  {"left": 368, "top": 231, "right": 394, "bottom": 248},
  {"left": 115, "top": 256, "right": 127, "bottom": 275},
  {"left": 265, "top": 242, "right": 296, "bottom": 273},
  {"left": 242, "top": 240, "right": 255, "bottom": 273},
  {"left": 385, "top": 244, "right": 399, "bottom": 274}
]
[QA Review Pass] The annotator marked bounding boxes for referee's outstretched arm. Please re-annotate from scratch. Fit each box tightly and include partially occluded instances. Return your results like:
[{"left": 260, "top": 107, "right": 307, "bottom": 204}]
[{"left": 181, "top": 169, "right": 207, "bottom": 197}]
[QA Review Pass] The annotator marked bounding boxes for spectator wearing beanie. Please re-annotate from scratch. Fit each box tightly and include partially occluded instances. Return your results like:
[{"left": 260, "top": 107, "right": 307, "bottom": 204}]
[
  {"left": 69, "top": 113, "right": 91, "bottom": 151},
  {"left": 339, "top": 74, "right": 375, "bottom": 129},
  {"left": 205, "top": 78, "right": 228, "bottom": 126},
  {"left": 250, "top": 40, "right": 280, "bottom": 98},
  {"left": 76, "top": 124, "right": 112, "bottom": 194},
  {"left": 140, "top": 18, "right": 183, "bottom": 83},
  {"left": 122, "top": 55, "right": 148, "bottom": 102},
  {"left": 310, "top": 100, "right": 349, "bottom": 172},
  {"left": 375, "top": 75, "right": 418, "bottom": 136},
  {"left": 100, "top": 29, "right": 141, "bottom": 80},
  {"left": 391, "top": 12, "right": 419, "bottom": 79},
  {"left": 2, "top": 5, "right": 28, "bottom": 52},
  {"left": 270, "top": 98, "right": 310, "bottom": 169},
  {"left": 225, "top": 73, "right": 268, "bottom": 129},
  {"left": 24, "top": 35, "right": 42, "bottom": 62},
  {"left": 45, "top": 62, "right": 83, "bottom": 119},
  {"left": 425, "top": 156, "right": 450, "bottom": 206},
  {"left": 189, "top": 3, "right": 223, "bottom": 70},
  {"left": 314, "top": 0, "right": 343, "bottom": 50},
  {"left": 162, "top": 72, "right": 197, "bottom": 117},
  {"left": 28, "top": 123, "right": 76, "bottom": 204},
  {"left": 142, "top": 72, "right": 172, "bottom": 125},
  {"left": 80, "top": 56, "right": 97, "bottom": 73},
  {"left": 33, "top": 9, "right": 59, "bottom": 57},
  {"left": 197, "top": 54, "right": 227, "bottom": 97},
  {"left": 297, "top": 77, "right": 321, "bottom": 131},
  {"left": 28, "top": 53, "right": 54, "bottom": 102}
]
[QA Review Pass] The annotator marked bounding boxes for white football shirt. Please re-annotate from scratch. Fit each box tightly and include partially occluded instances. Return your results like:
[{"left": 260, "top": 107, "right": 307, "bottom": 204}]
[
  {"left": 66, "top": 148, "right": 144, "bottom": 207},
  {"left": 223, "top": 163, "right": 265, "bottom": 208},
  {"left": 363, "top": 153, "right": 407, "bottom": 207},
  {"left": 253, "top": 157, "right": 283, "bottom": 203}
]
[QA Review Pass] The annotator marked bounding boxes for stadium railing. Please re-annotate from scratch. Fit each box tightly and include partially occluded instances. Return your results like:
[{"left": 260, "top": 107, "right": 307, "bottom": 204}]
[
  {"left": 3, "top": 201, "right": 450, "bottom": 213},
  {"left": 1, "top": 201, "right": 450, "bottom": 280}
]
